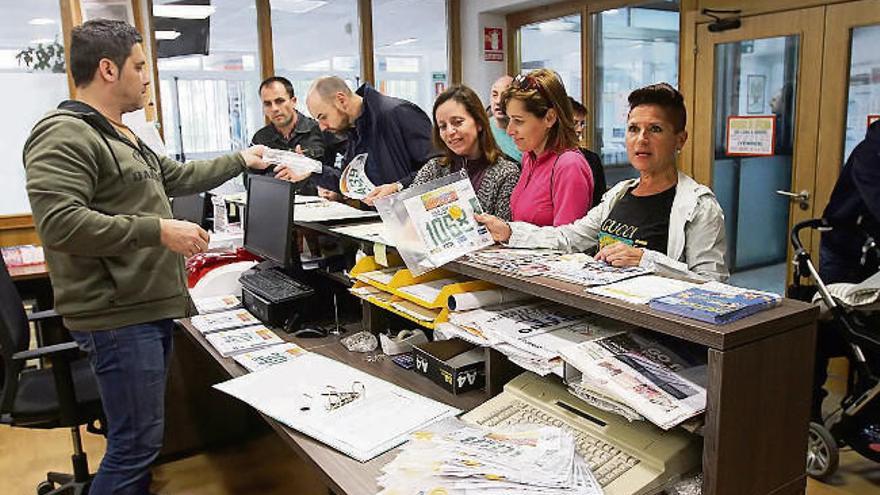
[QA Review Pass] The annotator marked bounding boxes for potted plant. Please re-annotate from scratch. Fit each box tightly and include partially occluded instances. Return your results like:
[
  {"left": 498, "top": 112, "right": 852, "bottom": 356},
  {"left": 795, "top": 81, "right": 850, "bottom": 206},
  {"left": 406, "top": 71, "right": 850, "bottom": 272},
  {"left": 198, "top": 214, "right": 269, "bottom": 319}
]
[{"left": 16, "top": 38, "right": 65, "bottom": 73}]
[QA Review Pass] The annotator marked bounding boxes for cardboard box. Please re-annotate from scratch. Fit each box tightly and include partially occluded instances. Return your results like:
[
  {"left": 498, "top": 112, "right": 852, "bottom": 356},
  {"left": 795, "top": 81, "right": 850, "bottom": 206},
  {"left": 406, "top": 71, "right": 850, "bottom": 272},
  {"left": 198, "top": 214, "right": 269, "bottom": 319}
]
[{"left": 412, "top": 339, "right": 485, "bottom": 394}]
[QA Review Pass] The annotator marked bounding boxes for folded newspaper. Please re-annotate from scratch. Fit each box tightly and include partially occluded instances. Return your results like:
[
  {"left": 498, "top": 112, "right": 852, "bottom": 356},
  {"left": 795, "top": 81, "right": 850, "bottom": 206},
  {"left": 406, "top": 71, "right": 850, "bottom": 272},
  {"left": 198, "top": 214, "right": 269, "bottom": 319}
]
[
  {"left": 375, "top": 171, "right": 493, "bottom": 276},
  {"left": 377, "top": 417, "right": 602, "bottom": 495},
  {"left": 340, "top": 153, "right": 376, "bottom": 200},
  {"left": 559, "top": 330, "right": 707, "bottom": 429},
  {"left": 262, "top": 148, "right": 323, "bottom": 175}
]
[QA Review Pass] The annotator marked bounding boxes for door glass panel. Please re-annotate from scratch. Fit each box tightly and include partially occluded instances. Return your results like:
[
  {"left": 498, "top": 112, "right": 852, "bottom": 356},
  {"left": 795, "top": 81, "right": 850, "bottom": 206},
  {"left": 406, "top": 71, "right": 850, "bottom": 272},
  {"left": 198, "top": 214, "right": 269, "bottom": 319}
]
[
  {"left": 593, "top": 2, "right": 679, "bottom": 187},
  {"left": 373, "top": 0, "right": 447, "bottom": 115},
  {"left": 712, "top": 36, "right": 799, "bottom": 294},
  {"left": 154, "top": 0, "right": 262, "bottom": 161},
  {"left": 271, "top": 0, "right": 361, "bottom": 115},
  {"left": 519, "top": 14, "right": 582, "bottom": 101},
  {"left": 843, "top": 24, "right": 880, "bottom": 162}
]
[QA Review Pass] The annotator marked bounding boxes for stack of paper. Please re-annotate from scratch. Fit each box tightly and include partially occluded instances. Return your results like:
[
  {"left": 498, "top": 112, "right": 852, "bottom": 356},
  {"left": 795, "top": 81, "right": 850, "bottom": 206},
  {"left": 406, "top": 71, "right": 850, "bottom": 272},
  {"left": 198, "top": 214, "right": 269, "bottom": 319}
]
[
  {"left": 397, "top": 277, "right": 466, "bottom": 303},
  {"left": 446, "top": 301, "right": 632, "bottom": 377},
  {"left": 355, "top": 267, "right": 399, "bottom": 286},
  {"left": 232, "top": 342, "right": 308, "bottom": 372},
  {"left": 192, "top": 295, "right": 242, "bottom": 315},
  {"left": 543, "top": 253, "right": 652, "bottom": 286},
  {"left": 648, "top": 282, "right": 782, "bottom": 324},
  {"left": 559, "top": 330, "right": 707, "bottom": 429},
  {"left": 190, "top": 309, "right": 260, "bottom": 334},
  {"left": 377, "top": 417, "right": 602, "bottom": 495},
  {"left": 330, "top": 221, "right": 394, "bottom": 245},
  {"left": 466, "top": 248, "right": 652, "bottom": 286},
  {"left": 294, "top": 201, "right": 379, "bottom": 223},
  {"left": 466, "top": 247, "right": 564, "bottom": 275},
  {"left": 587, "top": 275, "right": 698, "bottom": 305},
  {"left": 205, "top": 325, "right": 285, "bottom": 357},
  {"left": 388, "top": 300, "right": 441, "bottom": 322},
  {"left": 214, "top": 353, "right": 460, "bottom": 462}
]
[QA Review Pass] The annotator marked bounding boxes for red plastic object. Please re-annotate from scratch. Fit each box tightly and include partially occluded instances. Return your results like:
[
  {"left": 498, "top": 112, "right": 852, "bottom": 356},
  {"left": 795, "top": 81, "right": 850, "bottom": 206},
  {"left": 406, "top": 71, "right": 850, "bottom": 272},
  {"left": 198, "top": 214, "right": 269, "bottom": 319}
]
[{"left": 186, "top": 247, "right": 261, "bottom": 288}]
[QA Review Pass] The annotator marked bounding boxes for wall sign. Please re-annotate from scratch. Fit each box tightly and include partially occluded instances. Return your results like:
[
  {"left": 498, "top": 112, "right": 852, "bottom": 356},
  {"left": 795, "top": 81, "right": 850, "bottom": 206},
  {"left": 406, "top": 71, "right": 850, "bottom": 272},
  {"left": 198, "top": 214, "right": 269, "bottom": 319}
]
[
  {"left": 726, "top": 115, "right": 776, "bottom": 156},
  {"left": 484, "top": 27, "right": 503, "bottom": 62}
]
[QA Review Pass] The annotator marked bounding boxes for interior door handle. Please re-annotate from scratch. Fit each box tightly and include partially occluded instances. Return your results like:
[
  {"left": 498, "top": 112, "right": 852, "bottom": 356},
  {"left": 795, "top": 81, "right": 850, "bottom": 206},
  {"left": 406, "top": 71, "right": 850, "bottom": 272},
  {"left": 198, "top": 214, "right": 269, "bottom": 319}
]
[{"left": 776, "top": 189, "right": 811, "bottom": 210}]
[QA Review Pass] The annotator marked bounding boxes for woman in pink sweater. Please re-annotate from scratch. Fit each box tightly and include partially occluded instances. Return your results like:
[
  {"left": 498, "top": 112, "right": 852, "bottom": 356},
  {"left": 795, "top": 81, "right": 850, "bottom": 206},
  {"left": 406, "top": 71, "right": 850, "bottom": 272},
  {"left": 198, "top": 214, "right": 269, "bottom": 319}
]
[{"left": 504, "top": 69, "right": 594, "bottom": 226}]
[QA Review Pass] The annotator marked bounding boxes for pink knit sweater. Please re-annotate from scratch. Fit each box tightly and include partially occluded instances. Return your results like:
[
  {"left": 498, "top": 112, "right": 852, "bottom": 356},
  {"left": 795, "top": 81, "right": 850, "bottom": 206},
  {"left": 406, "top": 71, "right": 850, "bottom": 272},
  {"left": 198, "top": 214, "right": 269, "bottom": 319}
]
[{"left": 509, "top": 149, "right": 594, "bottom": 226}]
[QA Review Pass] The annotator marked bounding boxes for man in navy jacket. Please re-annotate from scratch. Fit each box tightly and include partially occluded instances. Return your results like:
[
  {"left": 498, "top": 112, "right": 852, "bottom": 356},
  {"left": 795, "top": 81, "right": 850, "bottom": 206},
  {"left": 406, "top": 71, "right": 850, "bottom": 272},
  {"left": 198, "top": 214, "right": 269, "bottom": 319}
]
[
  {"left": 277, "top": 76, "right": 436, "bottom": 203},
  {"left": 820, "top": 119, "right": 880, "bottom": 285}
]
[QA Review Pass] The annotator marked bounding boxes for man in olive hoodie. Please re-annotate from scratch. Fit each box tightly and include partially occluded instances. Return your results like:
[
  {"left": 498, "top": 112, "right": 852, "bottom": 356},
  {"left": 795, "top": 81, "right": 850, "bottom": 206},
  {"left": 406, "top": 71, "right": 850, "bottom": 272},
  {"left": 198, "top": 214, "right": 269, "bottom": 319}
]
[{"left": 23, "top": 20, "right": 268, "bottom": 494}]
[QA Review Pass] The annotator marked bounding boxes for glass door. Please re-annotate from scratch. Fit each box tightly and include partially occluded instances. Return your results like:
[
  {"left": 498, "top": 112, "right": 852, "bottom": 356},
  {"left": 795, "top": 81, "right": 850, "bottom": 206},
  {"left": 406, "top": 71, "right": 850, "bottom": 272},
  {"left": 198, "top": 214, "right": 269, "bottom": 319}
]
[
  {"left": 692, "top": 8, "right": 825, "bottom": 294},
  {"left": 815, "top": 0, "right": 880, "bottom": 229}
]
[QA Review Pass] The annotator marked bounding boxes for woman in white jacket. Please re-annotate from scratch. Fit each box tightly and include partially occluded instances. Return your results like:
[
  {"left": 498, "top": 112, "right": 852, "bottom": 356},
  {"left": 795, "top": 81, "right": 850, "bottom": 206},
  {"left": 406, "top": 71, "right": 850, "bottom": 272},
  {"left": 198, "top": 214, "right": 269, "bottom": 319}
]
[{"left": 476, "top": 83, "right": 728, "bottom": 282}]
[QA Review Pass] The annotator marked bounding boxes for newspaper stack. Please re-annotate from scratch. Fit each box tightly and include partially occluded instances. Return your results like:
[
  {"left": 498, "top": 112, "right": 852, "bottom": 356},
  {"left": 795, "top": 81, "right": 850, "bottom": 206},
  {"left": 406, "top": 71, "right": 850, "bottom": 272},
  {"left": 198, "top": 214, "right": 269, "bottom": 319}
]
[
  {"left": 559, "top": 330, "right": 707, "bottom": 430},
  {"left": 377, "top": 417, "right": 603, "bottom": 495},
  {"left": 466, "top": 247, "right": 564, "bottom": 275},
  {"left": 446, "top": 301, "right": 632, "bottom": 377},
  {"left": 543, "top": 253, "right": 652, "bottom": 286},
  {"left": 466, "top": 248, "right": 652, "bottom": 286},
  {"left": 192, "top": 295, "right": 241, "bottom": 314}
]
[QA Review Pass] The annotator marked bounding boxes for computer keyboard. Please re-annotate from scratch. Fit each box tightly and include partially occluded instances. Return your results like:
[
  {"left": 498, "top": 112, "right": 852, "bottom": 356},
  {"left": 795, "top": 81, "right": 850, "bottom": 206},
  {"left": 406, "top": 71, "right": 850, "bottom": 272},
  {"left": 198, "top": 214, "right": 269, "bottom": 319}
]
[
  {"left": 462, "top": 372, "right": 702, "bottom": 495},
  {"left": 473, "top": 399, "right": 639, "bottom": 485},
  {"left": 239, "top": 269, "right": 313, "bottom": 302}
]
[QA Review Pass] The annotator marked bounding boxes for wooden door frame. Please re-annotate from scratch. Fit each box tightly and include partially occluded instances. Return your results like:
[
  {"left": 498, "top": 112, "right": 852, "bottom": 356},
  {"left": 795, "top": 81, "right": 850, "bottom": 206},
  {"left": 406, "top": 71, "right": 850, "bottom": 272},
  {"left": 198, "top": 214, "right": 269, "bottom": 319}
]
[
  {"left": 692, "top": 7, "right": 826, "bottom": 265},
  {"left": 815, "top": 0, "right": 880, "bottom": 220},
  {"left": 506, "top": 0, "right": 681, "bottom": 152}
]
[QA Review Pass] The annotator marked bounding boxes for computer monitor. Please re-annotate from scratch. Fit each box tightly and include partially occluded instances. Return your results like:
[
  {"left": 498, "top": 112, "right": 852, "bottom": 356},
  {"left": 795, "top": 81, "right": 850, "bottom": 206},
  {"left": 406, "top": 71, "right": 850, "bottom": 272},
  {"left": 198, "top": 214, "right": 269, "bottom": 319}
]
[
  {"left": 244, "top": 175, "right": 298, "bottom": 270},
  {"left": 171, "top": 193, "right": 209, "bottom": 229}
]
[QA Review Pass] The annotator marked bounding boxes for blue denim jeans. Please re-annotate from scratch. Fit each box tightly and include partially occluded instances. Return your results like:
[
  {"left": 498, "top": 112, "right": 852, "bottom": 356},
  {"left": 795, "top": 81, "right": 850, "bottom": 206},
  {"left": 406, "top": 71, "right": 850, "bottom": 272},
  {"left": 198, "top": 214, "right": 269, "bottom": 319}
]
[{"left": 71, "top": 320, "right": 174, "bottom": 495}]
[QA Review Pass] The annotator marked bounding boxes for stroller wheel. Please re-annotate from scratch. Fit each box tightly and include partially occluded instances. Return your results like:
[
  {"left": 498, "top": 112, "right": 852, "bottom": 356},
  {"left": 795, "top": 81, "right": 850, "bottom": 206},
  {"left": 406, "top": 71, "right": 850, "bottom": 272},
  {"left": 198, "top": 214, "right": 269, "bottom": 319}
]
[{"left": 807, "top": 422, "right": 839, "bottom": 480}]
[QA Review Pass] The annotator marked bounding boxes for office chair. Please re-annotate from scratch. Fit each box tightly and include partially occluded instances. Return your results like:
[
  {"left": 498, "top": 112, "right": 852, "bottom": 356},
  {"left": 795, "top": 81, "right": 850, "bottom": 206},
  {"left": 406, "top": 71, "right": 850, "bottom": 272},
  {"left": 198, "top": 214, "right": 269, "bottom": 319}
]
[{"left": 0, "top": 257, "right": 104, "bottom": 494}]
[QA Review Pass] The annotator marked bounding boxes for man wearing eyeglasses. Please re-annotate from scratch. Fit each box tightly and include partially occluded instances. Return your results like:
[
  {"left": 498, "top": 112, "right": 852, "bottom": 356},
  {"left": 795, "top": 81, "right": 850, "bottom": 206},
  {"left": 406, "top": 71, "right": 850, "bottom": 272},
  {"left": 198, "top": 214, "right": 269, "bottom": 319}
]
[
  {"left": 569, "top": 96, "right": 588, "bottom": 144},
  {"left": 488, "top": 75, "right": 522, "bottom": 163}
]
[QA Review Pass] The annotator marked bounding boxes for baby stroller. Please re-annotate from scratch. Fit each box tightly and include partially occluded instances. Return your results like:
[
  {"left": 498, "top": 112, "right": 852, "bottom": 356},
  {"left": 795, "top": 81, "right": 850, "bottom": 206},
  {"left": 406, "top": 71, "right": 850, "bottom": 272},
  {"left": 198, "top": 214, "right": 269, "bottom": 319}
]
[{"left": 788, "top": 218, "right": 880, "bottom": 480}]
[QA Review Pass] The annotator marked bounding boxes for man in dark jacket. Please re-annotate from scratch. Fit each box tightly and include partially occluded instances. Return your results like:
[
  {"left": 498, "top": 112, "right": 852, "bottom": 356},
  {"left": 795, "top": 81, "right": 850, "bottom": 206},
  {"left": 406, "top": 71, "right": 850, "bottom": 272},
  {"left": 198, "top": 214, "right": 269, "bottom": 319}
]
[
  {"left": 812, "top": 119, "right": 880, "bottom": 421},
  {"left": 820, "top": 119, "right": 880, "bottom": 284},
  {"left": 248, "top": 76, "right": 325, "bottom": 192},
  {"left": 276, "top": 76, "right": 435, "bottom": 203},
  {"left": 24, "top": 20, "right": 268, "bottom": 493}
]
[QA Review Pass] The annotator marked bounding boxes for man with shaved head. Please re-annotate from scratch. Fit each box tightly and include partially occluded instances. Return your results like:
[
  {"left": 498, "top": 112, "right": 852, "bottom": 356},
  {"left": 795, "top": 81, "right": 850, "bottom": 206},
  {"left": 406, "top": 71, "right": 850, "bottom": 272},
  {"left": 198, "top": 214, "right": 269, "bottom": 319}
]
[
  {"left": 488, "top": 75, "right": 521, "bottom": 163},
  {"left": 277, "top": 76, "right": 436, "bottom": 204}
]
